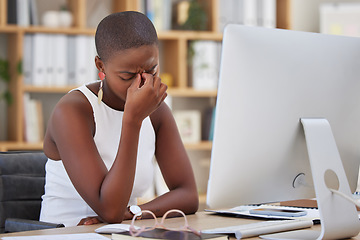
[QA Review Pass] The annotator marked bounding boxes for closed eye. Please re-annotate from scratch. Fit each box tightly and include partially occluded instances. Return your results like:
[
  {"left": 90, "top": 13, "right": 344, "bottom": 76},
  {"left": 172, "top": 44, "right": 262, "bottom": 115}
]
[
  {"left": 119, "top": 73, "right": 137, "bottom": 81},
  {"left": 145, "top": 64, "right": 158, "bottom": 76}
]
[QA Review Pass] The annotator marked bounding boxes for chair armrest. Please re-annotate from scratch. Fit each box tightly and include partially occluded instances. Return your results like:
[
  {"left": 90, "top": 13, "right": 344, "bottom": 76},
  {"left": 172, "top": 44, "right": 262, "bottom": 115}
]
[{"left": 5, "top": 218, "right": 64, "bottom": 233}]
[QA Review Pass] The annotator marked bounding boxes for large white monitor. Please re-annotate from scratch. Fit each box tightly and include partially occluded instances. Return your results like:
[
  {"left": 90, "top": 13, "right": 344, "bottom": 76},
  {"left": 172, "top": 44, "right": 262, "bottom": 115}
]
[{"left": 207, "top": 24, "right": 360, "bottom": 209}]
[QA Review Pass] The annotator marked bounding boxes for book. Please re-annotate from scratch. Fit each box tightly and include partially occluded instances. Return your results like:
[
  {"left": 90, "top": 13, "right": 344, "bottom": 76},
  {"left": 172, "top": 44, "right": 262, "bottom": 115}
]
[
  {"left": 173, "top": 110, "right": 201, "bottom": 144},
  {"left": 7, "top": 0, "right": 30, "bottom": 26},
  {"left": 112, "top": 228, "right": 228, "bottom": 240},
  {"left": 218, "top": 0, "right": 243, "bottom": 32},
  {"left": 23, "top": 34, "right": 33, "bottom": 86},
  {"left": 25, "top": 33, "right": 73, "bottom": 86},
  {"left": 52, "top": 34, "right": 68, "bottom": 86},
  {"left": 218, "top": 0, "right": 276, "bottom": 32},
  {"left": 144, "top": 0, "right": 173, "bottom": 31},
  {"left": 29, "top": 0, "right": 39, "bottom": 25},
  {"left": 86, "top": 36, "right": 98, "bottom": 83},
  {"left": 261, "top": 0, "right": 276, "bottom": 28},
  {"left": 17, "top": 0, "right": 30, "bottom": 27},
  {"left": 191, "top": 40, "right": 221, "bottom": 91},
  {"left": 74, "top": 35, "right": 97, "bottom": 86},
  {"left": 208, "top": 107, "right": 216, "bottom": 141},
  {"left": 74, "top": 35, "right": 89, "bottom": 86},
  {"left": 202, "top": 106, "right": 214, "bottom": 141},
  {"left": 44, "top": 34, "right": 54, "bottom": 86},
  {"left": 32, "top": 33, "right": 47, "bottom": 86},
  {"left": 7, "top": 0, "right": 17, "bottom": 24},
  {"left": 243, "top": 0, "right": 257, "bottom": 26},
  {"left": 67, "top": 35, "right": 77, "bottom": 86},
  {"left": 23, "top": 93, "right": 43, "bottom": 143}
]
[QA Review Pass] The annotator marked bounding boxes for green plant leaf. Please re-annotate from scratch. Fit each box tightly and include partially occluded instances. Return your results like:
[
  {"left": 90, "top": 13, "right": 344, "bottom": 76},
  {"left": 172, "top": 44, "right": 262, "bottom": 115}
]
[
  {"left": 0, "top": 59, "right": 10, "bottom": 83},
  {"left": 17, "top": 59, "right": 23, "bottom": 75},
  {"left": 182, "top": 0, "right": 208, "bottom": 31},
  {"left": 187, "top": 41, "right": 195, "bottom": 64},
  {"left": 3, "top": 90, "right": 13, "bottom": 105},
  {"left": 0, "top": 58, "right": 13, "bottom": 105}
]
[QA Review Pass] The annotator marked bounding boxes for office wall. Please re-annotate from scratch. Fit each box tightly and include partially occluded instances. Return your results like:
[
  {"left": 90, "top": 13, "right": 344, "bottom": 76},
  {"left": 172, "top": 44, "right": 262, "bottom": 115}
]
[{"left": 291, "top": 0, "right": 360, "bottom": 32}]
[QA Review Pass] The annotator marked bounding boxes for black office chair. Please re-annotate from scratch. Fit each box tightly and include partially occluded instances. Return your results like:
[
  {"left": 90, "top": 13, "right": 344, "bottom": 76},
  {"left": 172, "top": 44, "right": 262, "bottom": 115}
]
[{"left": 0, "top": 151, "right": 64, "bottom": 233}]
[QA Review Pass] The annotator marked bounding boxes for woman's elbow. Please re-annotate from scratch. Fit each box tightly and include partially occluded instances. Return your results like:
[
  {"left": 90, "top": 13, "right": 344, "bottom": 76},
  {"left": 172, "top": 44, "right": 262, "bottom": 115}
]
[
  {"left": 186, "top": 190, "right": 199, "bottom": 214},
  {"left": 99, "top": 210, "right": 125, "bottom": 224}
]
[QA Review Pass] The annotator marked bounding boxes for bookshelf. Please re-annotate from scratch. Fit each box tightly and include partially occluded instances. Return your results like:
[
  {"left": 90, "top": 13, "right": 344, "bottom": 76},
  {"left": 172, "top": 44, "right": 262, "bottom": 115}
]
[{"left": 0, "top": 0, "right": 291, "bottom": 152}]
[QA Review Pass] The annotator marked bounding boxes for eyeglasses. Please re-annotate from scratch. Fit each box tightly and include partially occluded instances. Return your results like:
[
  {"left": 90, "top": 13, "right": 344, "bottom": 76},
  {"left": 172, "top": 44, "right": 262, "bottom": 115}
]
[{"left": 129, "top": 209, "right": 201, "bottom": 237}]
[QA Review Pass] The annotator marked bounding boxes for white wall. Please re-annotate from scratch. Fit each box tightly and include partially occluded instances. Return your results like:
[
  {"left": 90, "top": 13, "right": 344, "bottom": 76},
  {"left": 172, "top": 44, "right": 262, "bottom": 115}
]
[{"left": 291, "top": 0, "right": 360, "bottom": 32}]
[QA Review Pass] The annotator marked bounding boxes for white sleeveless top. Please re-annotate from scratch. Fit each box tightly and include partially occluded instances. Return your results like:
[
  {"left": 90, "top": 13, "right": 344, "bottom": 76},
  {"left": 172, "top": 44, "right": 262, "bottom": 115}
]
[{"left": 40, "top": 84, "right": 155, "bottom": 227}]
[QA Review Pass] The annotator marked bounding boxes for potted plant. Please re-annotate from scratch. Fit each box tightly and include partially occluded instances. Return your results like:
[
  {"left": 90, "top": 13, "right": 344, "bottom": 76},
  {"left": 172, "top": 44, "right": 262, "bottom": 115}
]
[{"left": 0, "top": 58, "right": 12, "bottom": 105}]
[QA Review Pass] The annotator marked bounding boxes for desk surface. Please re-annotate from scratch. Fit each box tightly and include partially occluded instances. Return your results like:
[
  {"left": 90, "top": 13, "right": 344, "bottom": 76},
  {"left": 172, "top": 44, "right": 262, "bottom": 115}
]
[{"left": 0, "top": 212, "right": 357, "bottom": 240}]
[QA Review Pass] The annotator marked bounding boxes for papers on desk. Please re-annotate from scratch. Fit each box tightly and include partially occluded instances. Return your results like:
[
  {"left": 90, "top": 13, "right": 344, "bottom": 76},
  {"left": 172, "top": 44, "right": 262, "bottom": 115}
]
[
  {"left": 206, "top": 205, "right": 321, "bottom": 222},
  {"left": 201, "top": 219, "right": 313, "bottom": 239},
  {"left": 1, "top": 233, "right": 108, "bottom": 240},
  {"left": 95, "top": 223, "right": 135, "bottom": 234}
]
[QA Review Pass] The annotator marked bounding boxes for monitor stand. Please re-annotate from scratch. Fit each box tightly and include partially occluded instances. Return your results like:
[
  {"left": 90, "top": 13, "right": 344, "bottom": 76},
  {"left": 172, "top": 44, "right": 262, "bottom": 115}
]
[{"left": 261, "top": 118, "right": 360, "bottom": 240}]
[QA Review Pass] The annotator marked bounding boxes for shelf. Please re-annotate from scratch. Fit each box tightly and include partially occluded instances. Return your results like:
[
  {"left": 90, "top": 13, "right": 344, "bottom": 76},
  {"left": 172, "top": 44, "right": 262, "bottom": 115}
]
[
  {"left": 184, "top": 141, "right": 212, "bottom": 150},
  {"left": 0, "top": 25, "right": 19, "bottom": 33},
  {"left": 0, "top": 25, "right": 223, "bottom": 40},
  {"left": 0, "top": 24, "right": 95, "bottom": 35},
  {"left": 168, "top": 88, "right": 217, "bottom": 97},
  {"left": 24, "top": 26, "right": 95, "bottom": 35},
  {"left": 24, "top": 85, "right": 217, "bottom": 97},
  {"left": 0, "top": 141, "right": 43, "bottom": 152},
  {"left": 158, "top": 30, "right": 223, "bottom": 41},
  {"left": 0, "top": 141, "right": 212, "bottom": 152},
  {"left": 23, "top": 85, "right": 76, "bottom": 93}
]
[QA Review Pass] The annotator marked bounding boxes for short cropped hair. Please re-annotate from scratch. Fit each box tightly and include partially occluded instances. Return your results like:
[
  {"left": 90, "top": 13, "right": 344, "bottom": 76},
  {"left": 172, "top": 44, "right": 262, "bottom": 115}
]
[{"left": 95, "top": 11, "right": 158, "bottom": 62}]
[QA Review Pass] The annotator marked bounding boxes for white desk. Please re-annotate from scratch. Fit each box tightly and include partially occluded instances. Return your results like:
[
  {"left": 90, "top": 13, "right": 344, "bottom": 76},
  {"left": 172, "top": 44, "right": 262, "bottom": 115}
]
[{"left": 0, "top": 211, "right": 358, "bottom": 239}]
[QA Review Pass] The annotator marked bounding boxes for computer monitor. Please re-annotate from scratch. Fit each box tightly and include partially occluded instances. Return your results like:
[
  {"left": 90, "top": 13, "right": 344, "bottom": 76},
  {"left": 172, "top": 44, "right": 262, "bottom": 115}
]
[{"left": 207, "top": 24, "right": 360, "bottom": 209}]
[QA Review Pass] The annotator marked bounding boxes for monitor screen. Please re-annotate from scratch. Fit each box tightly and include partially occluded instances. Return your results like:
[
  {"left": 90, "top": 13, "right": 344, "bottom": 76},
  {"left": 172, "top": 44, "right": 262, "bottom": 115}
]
[{"left": 206, "top": 24, "right": 360, "bottom": 209}]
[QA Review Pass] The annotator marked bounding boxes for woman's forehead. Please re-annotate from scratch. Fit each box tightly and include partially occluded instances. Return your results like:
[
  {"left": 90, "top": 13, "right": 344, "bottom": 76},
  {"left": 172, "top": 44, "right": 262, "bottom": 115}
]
[{"left": 107, "top": 45, "right": 159, "bottom": 67}]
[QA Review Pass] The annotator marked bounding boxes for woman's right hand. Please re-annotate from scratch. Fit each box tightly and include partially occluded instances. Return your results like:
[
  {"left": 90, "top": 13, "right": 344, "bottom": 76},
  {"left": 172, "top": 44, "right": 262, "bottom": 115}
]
[{"left": 124, "top": 73, "right": 167, "bottom": 123}]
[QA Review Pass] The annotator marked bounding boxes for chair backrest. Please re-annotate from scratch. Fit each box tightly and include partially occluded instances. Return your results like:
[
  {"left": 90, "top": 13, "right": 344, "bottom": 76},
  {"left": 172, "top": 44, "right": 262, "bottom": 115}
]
[{"left": 0, "top": 151, "right": 47, "bottom": 233}]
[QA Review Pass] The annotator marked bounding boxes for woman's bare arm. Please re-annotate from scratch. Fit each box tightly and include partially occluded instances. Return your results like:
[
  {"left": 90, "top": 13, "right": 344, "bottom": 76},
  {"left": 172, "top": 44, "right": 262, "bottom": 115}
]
[
  {"left": 45, "top": 73, "right": 167, "bottom": 223},
  {"left": 130, "top": 102, "right": 199, "bottom": 218}
]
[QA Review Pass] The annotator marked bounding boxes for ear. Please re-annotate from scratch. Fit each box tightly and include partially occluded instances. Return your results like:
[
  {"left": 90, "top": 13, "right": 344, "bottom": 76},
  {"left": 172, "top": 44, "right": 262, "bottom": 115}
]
[{"left": 95, "top": 56, "right": 105, "bottom": 72}]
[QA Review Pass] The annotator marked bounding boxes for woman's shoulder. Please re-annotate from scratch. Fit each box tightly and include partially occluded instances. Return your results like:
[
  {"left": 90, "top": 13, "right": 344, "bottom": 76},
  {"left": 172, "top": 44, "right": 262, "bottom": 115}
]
[
  {"left": 57, "top": 82, "right": 98, "bottom": 112},
  {"left": 50, "top": 85, "right": 96, "bottom": 130},
  {"left": 58, "top": 88, "right": 92, "bottom": 112},
  {"left": 44, "top": 85, "right": 96, "bottom": 159}
]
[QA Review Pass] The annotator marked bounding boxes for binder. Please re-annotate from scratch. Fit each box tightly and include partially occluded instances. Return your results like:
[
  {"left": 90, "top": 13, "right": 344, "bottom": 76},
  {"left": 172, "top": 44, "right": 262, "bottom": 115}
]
[
  {"left": 53, "top": 34, "right": 68, "bottom": 86},
  {"left": 191, "top": 41, "right": 220, "bottom": 90},
  {"left": 23, "top": 34, "right": 33, "bottom": 85},
  {"left": 32, "top": 33, "right": 47, "bottom": 86},
  {"left": 45, "top": 34, "right": 55, "bottom": 86},
  {"left": 86, "top": 36, "right": 97, "bottom": 83},
  {"left": 17, "top": 0, "right": 30, "bottom": 27},
  {"left": 67, "top": 35, "right": 76, "bottom": 86},
  {"left": 261, "top": 0, "right": 276, "bottom": 28},
  {"left": 75, "top": 35, "right": 89, "bottom": 86},
  {"left": 243, "top": 0, "right": 257, "bottom": 26}
]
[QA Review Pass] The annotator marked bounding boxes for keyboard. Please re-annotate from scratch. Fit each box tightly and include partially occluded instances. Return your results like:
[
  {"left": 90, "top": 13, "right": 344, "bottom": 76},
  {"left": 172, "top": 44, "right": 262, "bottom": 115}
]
[{"left": 201, "top": 219, "right": 313, "bottom": 239}]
